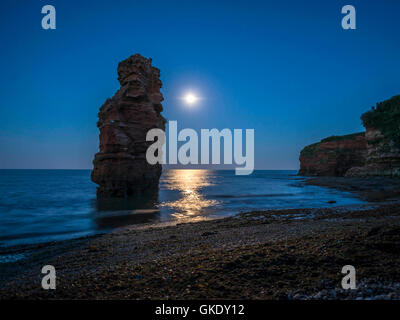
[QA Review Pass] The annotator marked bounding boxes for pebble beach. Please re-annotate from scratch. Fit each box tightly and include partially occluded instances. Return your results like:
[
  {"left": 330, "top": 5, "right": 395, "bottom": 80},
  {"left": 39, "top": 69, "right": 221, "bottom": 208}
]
[{"left": 1, "top": 199, "right": 399, "bottom": 299}]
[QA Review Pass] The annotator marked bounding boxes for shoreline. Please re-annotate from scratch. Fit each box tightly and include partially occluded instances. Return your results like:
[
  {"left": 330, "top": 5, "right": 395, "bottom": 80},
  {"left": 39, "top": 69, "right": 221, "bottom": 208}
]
[
  {"left": 3, "top": 174, "right": 397, "bottom": 253},
  {"left": 2, "top": 173, "right": 395, "bottom": 252},
  {"left": 1, "top": 176, "right": 400, "bottom": 299},
  {"left": 0, "top": 199, "right": 387, "bottom": 262},
  {"left": 1, "top": 199, "right": 400, "bottom": 299},
  {"left": 303, "top": 176, "right": 400, "bottom": 202}
]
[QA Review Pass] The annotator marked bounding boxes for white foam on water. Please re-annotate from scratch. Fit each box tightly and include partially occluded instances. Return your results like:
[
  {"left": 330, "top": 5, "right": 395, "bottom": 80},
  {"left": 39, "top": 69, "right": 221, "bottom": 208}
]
[{"left": 0, "top": 253, "right": 25, "bottom": 263}]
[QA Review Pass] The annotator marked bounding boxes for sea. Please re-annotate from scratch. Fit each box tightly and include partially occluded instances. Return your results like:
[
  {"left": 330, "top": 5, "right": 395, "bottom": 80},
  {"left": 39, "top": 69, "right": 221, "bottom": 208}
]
[{"left": 0, "top": 169, "right": 365, "bottom": 248}]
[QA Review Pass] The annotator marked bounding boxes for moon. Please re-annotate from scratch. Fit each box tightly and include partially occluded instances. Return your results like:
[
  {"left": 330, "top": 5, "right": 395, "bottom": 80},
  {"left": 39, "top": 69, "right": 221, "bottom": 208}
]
[{"left": 183, "top": 93, "right": 198, "bottom": 105}]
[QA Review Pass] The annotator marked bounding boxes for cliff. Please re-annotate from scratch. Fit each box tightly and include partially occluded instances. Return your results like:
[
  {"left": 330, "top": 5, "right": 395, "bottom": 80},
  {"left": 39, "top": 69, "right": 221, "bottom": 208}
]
[
  {"left": 299, "top": 95, "right": 400, "bottom": 177},
  {"left": 91, "top": 54, "right": 166, "bottom": 197},
  {"left": 298, "top": 133, "right": 367, "bottom": 176},
  {"left": 346, "top": 95, "right": 400, "bottom": 177}
]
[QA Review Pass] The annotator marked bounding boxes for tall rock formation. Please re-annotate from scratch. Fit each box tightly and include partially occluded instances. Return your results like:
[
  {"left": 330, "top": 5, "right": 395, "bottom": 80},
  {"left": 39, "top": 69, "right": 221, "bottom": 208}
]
[
  {"left": 91, "top": 54, "right": 166, "bottom": 197},
  {"left": 299, "top": 95, "right": 400, "bottom": 177},
  {"left": 298, "top": 133, "right": 367, "bottom": 176}
]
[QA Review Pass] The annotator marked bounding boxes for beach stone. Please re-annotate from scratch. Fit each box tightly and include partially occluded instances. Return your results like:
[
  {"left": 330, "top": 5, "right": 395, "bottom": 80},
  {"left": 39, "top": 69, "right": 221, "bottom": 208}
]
[{"left": 91, "top": 54, "right": 166, "bottom": 198}]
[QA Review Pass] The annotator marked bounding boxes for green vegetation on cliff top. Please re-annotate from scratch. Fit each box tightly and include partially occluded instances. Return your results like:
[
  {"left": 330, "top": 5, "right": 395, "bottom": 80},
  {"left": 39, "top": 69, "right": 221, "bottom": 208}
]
[
  {"left": 300, "top": 94, "right": 400, "bottom": 158},
  {"left": 321, "top": 132, "right": 364, "bottom": 143},
  {"left": 300, "top": 142, "right": 320, "bottom": 158},
  {"left": 361, "top": 94, "right": 400, "bottom": 147},
  {"left": 300, "top": 132, "right": 364, "bottom": 158}
]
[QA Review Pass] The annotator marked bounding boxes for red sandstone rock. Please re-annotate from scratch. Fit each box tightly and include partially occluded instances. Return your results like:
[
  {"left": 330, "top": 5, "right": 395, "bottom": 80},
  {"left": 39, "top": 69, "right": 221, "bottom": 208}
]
[
  {"left": 91, "top": 54, "right": 166, "bottom": 197},
  {"left": 298, "top": 133, "right": 367, "bottom": 176}
]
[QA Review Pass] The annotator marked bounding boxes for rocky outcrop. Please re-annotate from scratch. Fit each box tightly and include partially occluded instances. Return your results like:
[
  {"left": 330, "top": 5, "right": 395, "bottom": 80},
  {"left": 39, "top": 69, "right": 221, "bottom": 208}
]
[
  {"left": 346, "top": 95, "right": 400, "bottom": 177},
  {"left": 299, "top": 95, "right": 400, "bottom": 177},
  {"left": 91, "top": 54, "right": 166, "bottom": 197},
  {"left": 298, "top": 133, "right": 367, "bottom": 176},
  {"left": 346, "top": 129, "right": 400, "bottom": 177}
]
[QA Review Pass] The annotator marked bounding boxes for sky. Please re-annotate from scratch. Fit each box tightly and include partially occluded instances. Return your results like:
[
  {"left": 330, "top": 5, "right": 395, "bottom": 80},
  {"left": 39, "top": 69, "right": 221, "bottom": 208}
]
[{"left": 0, "top": 0, "right": 400, "bottom": 169}]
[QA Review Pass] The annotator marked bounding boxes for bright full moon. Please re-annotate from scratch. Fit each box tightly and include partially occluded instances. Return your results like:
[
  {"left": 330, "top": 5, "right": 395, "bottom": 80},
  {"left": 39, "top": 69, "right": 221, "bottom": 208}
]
[{"left": 184, "top": 93, "right": 198, "bottom": 105}]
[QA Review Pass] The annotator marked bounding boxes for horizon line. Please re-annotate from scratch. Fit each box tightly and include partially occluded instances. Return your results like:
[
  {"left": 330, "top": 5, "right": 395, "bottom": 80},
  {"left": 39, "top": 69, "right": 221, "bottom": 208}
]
[{"left": 0, "top": 168, "right": 299, "bottom": 171}]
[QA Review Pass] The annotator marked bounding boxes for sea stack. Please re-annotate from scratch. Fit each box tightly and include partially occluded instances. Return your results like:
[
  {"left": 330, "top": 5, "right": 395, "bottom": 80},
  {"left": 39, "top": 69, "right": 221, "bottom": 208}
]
[{"left": 91, "top": 54, "right": 166, "bottom": 197}]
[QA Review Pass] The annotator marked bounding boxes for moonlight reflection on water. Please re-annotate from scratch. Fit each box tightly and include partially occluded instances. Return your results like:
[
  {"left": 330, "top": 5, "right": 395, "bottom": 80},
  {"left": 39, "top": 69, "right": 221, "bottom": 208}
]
[
  {"left": 159, "top": 170, "right": 219, "bottom": 222},
  {"left": 0, "top": 169, "right": 366, "bottom": 246}
]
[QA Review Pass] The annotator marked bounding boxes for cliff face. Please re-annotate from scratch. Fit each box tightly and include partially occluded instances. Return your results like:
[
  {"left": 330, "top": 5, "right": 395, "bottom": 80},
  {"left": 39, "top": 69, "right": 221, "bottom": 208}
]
[
  {"left": 346, "top": 95, "right": 400, "bottom": 177},
  {"left": 298, "top": 133, "right": 367, "bottom": 176},
  {"left": 299, "top": 95, "right": 400, "bottom": 177},
  {"left": 91, "top": 54, "right": 166, "bottom": 197},
  {"left": 346, "top": 130, "right": 400, "bottom": 177}
]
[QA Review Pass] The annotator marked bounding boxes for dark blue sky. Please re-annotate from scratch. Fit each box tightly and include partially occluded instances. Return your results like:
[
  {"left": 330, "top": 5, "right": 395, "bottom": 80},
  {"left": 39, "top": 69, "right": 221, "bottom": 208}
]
[{"left": 1, "top": 0, "right": 399, "bottom": 169}]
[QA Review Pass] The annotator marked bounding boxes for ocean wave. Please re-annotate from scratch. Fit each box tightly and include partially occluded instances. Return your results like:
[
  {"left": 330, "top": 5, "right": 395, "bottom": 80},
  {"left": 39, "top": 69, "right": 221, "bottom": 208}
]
[{"left": 213, "top": 193, "right": 295, "bottom": 199}]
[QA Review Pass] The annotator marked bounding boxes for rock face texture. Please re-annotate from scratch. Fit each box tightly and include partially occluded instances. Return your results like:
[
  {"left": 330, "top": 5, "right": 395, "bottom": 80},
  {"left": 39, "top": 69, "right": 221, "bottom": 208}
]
[
  {"left": 91, "top": 54, "right": 166, "bottom": 197},
  {"left": 346, "top": 134, "right": 400, "bottom": 177},
  {"left": 298, "top": 133, "right": 367, "bottom": 176},
  {"left": 299, "top": 95, "right": 400, "bottom": 177}
]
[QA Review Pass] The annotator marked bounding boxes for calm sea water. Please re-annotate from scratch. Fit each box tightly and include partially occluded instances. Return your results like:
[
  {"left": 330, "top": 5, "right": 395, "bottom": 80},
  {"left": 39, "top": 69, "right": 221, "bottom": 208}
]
[{"left": 0, "top": 169, "right": 365, "bottom": 247}]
